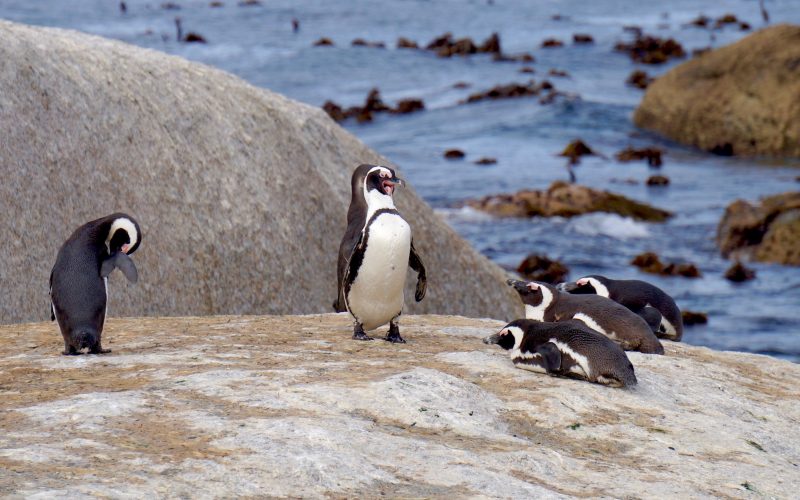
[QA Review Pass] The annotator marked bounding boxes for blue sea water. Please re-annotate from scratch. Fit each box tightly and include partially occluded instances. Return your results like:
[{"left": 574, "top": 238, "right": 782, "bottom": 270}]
[{"left": 2, "top": 0, "right": 799, "bottom": 360}]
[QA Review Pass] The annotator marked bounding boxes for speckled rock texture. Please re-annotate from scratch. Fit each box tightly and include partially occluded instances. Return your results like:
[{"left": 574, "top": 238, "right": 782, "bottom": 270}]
[
  {"left": 0, "top": 20, "right": 518, "bottom": 323},
  {"left": 1, "top": 314, "right": 797, "bottom": 498},
  {"left": 634, "top": 24, "right": 800, "bottom": 157}
]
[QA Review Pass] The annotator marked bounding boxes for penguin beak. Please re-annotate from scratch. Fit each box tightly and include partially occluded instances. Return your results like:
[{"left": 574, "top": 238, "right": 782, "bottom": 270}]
[
  {"left": 506, "top": 279, "right": 529, "bottom": 293},
  {"left": 121, "top": 244, "right": 130, "bottom": 254},
  {"left": 382, "top": 176, "right": 404, "bottom": 196},
  {"left": 483, "top": 332, "right": 501, "bottom": 345}
]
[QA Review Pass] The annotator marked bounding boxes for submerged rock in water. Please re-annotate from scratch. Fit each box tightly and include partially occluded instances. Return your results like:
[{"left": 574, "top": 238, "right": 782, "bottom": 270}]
[
  {"left": 396, "top": 37, "right": 418, "bottom": 49},
  {"left": 515, "top": 254, "right": 569, "bottom": 284},
  {"left": 631, "top": 252, "right": 701, "bottom": 278},
  {"left": 559, "top": 139, "right": 596, "bottom": 164},
  {"left": 615, "top": 146, "right": 663, "bottom": 167},
  {"left": 1, "top": 314, "right": 798, "bottom": 497},
  {"left": 461, "top": 80, "right": 553, "bottom": 104},
  {"left": 646, "top": 175, "right": 670, "bottom": 186},
  {"left": 681, "top": 310, "right": 708, "bottom": 325},
  {"left": 634, "top": 25, "right": 800, "bottom": 158},
  {"left": 614, "top": 33, "right": 685, "bottom": 64},
  {"left": 0, "top": 20, "right": 518, "bottom": 322},
  {"left": 626, "top": 70, "right": 653, "bottom": 89},
  {"left": 313, "top": 37, "right": 334, "bottom": 46},
  {"left": 717, "top": 192, "right": 800, "bottom": 265},
  {"left": 724, "top": 261, "right": 756, "bottom": 282},
  {"left": 465, "top": 181, "right": 672, "bottom": 221},
  {"left": 573, "top": 33, "right": 594, "bottom": 44},
  {"left": 444, "top": 149, "right": 466, "bottom": 160},
  {"left": 322, "top": 89, "right": 425, "bottom": 123}
]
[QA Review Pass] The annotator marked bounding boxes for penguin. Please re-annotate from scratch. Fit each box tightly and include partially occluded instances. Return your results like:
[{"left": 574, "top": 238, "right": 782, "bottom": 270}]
[
  {"left": 557, "top": 275, "right": 683, "bottom": 341},
  {"left": 507, "top": 279, "right": 664, "bottom": 354},
  {"left": 333, "top": 164, "right": 426, "bottom": 342},
  {"left": 483, "top": 318, "right": 637, "bottom": 388},
  {"left": 50, "top": 213, "right": 141, "bottom": 355}
]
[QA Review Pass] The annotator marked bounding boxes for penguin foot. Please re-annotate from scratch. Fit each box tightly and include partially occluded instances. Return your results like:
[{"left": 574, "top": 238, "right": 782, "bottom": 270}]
[
  {"left": 62, "top": 350, "right": 80, "bottom": 356},
  {"left": 89, "top": 348, "right": 112, "bottom": 354},
  {"left": 352, "top": 323, "right": 373, "bottom": 341},
  {"left": 384, "top": 332, "right": 406, "bottom": 343}
]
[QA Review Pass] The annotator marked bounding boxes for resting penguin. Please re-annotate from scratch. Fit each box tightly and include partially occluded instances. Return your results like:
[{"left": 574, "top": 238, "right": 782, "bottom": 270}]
[
  {"left": 333, "top": 164, "right": 427, "bottom": 343},
  {"left": 484, "top": 319, "right": 637, "bottom": 387},
  {"left": 507, "top": 279, "right": 664, "bottom": 354},
  {"left": 50, "top": 213, "right": 141, "bottom": 355},
  {"left": 558, "top": 275, "right": 683, "bottom": 341}
]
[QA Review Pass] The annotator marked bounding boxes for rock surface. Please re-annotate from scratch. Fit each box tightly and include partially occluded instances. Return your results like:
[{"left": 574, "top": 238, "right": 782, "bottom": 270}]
[
  {"left": 634, "top": 25, "right": 800, "bottom": 157},
  {"left": 717, "top": 191, "right": 800, "bottom": 265},
  {"left": 0, "top": 20, "right": 518, "bottom": 323},
  {"left": 0, "top": 314, "right": 797, "bottom": 497},
  {"left": 465, "top": 181, "right": 672, "bottom": 221}
]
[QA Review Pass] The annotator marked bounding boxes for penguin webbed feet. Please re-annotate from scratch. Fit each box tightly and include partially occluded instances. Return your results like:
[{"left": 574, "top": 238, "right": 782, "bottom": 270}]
[
  {"left": 384, "top": 322, "right": 406, "bottom": 344},
  {"left": 352, "top": 323, "right": 374, "bottom": 341}
]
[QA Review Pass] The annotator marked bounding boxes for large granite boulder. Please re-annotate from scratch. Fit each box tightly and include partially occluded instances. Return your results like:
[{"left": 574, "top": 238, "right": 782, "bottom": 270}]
[
  {"left": 634, "top": 24, "right": 800, "bottom": 157},
  {"left": 0, "top": 20, "right": 519, "bottom": 323},
  {"left": 717, "top": 191, "right": 800, "bottom": 265},
  {"left": 465, "top": 181, "right": 672, "bottom": 221},
  {"left": 0, "top": 315, "right": 797, "bottom": 497}
]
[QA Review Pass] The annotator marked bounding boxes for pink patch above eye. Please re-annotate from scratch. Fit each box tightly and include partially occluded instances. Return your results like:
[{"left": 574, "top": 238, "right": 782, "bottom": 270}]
[
  {"left": 527, "top": 283, "right": 539, "bottom": 290},
  {"left": 577, "top": 278, "right": 588, "bottom": 285}
]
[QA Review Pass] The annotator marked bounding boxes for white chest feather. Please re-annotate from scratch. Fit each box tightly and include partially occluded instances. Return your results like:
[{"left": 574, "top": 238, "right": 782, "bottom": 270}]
[{"left": 347, "top": 213, "right": 411, "bottom": 330}]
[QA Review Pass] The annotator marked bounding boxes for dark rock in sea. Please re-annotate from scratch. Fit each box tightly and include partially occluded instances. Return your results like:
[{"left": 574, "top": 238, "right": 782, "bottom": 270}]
[
  {"left": 352, "top": 39, "right": 386, "bottom": 48},
  {"left": 559, "top": 139, "right": 595, "bottom": 165},
  {"left": 397, "top": 37, "right": 418, "bottom": 49},
  {"left": 739, "top": 22, "right": 751, "bottom": 31},
  {"left": 548, "top": 69, "right": 569, "bottom": 78},
  {"left": 626, "top": 70, "right": 653, "bottom": 89},
  {"left": 714, "top": 14, "right": 739, "bottom": 28},
  {"left": 682, "top": 310, "right": 708, "bottom": 325},
  {"left": 238, "top": 0, "right": 261, "bottom": 5},
  {"left": 614, "top": 34, "right": 685, "bottom": 64},
  {"left": 391, "top": 99, "right": 425, "bottom": 114},
  {"left": 551, "top": 14, "right": 565, "bottom": 21},
  {"left": 161, "top": 2, "right": 181, "bottom": 10},
  {"left": 516, "top": 254, "right": 569, "bottom": 284},
  {"left": 646, "top": 175, "right": 670, "bottom": 186},
  {"left": 462, "top": 80, "right": 552, "bottom": 104},
  {"left": 474, "top": 157, "right": 497, "bottom": 165},
  {"left": 717, "top": 192, "right": 800, "bottom": 266},
  {"left": 623, "top": 25, "right": 643, "bottom": 37},
  {"left": 610, "top": 178, "right": 640, "bottom": 185},
  {"left": 724, "top": 261, "right": 756, "bottom": 282},
  {"left": 634, "top": 25, "right": 800, "bottom": 158},
  {"left": 573, "top": 34, "right": 594, "bottom": 44},
  {"left": 465, "top": 181, "right": 672, "bottom": 221},
  {"left": 615, "top": 146, "right": 663, "bottom": 167},
  {"left": 541, "top": 38, "right": 564, "bottom": 48},
  {"left": 518, "top": 67, "right": 535, "bottom": 74},
  {"left": 453, "top": 81, "right": 471, "bottom": 89},
  {"left": 688, "top": 15, "right": 710, "bottom": 28},
  {"left": 322, "top": 101, "right": 345, "bottom": 122},
  {"left": 209, "top": 1, "right": 224, "bottom": 6},
  {"left": 425, "top": 32, "right": 505, "bottom": 58},
  {"left": 444, "top": 149, "right": 466, "bottom": 160},
  {"left": 631, "top": 252, "right": 701, "bottom": 278},
  {"left": 313, "top": 37, "right": 334, "bottom": 47},
  {"left": 479, "top": 32, "right": 501, "bottom": 54},
  {"left": 184, "top": 32, "right": 207, "bottom": 43},
  {"left": 493, "top": 52, "right": 535, "bottom": 63}
]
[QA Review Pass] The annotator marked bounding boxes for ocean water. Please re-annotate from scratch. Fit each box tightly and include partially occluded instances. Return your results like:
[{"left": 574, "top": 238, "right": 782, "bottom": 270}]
[{"left": 3, "top": 0, "right": 799, "bottom": 361}]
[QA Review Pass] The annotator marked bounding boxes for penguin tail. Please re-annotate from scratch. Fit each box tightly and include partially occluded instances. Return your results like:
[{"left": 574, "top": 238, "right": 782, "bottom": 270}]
[{"left": 72, "top": 328, "right": 99, "bottom": 351}]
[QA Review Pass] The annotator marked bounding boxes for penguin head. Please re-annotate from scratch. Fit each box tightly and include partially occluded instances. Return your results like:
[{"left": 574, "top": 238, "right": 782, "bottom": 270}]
[
  {"left": 353, "top": 164, "right": 404, "bottom": 200},
  {"left": 506, "top": 279, "right": 555, "bottom": 307},
  {"left": 557, "top": 275, "right": 611, "bottom": 298},
  {"left": 483, "top": 320, "right": 527, "bottom": 350},
  {"left": 105, "top": 214, "right": 141, "bottom": 255}
]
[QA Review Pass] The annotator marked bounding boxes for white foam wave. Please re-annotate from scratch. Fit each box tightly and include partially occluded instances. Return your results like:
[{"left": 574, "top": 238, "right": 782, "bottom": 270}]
[
  {"left": 435, "top": 206, "right": 494, "bottom": 223},
  {"left": 566, "top": 213, "right": 651, "bottom": 239}
]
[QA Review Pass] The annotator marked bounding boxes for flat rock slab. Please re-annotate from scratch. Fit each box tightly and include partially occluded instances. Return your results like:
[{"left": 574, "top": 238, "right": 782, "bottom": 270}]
[{"left": 0, "top": 315, "right": 798, "bottom": 498}]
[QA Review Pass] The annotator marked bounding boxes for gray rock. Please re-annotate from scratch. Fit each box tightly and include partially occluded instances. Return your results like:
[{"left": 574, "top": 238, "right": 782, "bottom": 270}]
[
  {"left": 0, "top": 20, "right": 519, "bottom": 323},
  {"left": 1, "top": 314, "right": 798, "bottom": 497}
]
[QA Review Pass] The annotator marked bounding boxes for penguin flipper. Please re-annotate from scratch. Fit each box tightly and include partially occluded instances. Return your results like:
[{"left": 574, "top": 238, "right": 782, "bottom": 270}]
[
  {"left": 101, "top": 252, "right": 139, "bottom": 284},
  {"left": 638, "top": 306, "right": 663, "bottom": 333},
  {"left": 409, "top": 240, "right": 427, "bottom": 302},
  {"left": 536, "top": 342, "right": 562, "bottom": 372},
  {"left": 49, "top": 270, "right": 55, "bottom": 321}
]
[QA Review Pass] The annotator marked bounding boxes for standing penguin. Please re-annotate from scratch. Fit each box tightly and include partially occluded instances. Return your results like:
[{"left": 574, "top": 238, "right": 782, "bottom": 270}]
[
  {"left": 507, "top": 279, "right": 664, "bottom": 354},
  {"left": 50, "top": 213, "right": 141, "bottom": 355},
  {"left": 334, "top": 164, "right": 426, "bottom": 342},
  {"left": 558, "top": 275, "right": 683, "bottom": 341},
  {"left": 483, "top": 319, "right": 637, "bottom": 387}
]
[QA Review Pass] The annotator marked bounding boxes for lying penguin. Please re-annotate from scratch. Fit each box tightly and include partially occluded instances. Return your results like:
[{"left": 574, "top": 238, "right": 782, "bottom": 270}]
[
  {"left": 484, "top": 319, "right": 637, "bottom": 388},
  {"left": 50, "top": 213, "right": 141, "bottom": 355},
  {"left": 333, "top": 164, "right": 427, "bottom": 343},
  {"left": 558, "top": 275, "right": 683, "bottom": 341},
  {"left": 507, "top": 279, "right": 664, "bottom": 354}
]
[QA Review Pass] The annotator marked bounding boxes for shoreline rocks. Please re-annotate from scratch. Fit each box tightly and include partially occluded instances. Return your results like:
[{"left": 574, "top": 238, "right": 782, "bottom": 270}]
[
  {"left": 614, "top": 33, "right": 685, "bottom": 64},
  {"left": 615, "top": 146, "right": 663, "bottom": 167},
  {"left": 515, "top": 254, "right": 569, "bottom": 284},
  {"left": 634, "top": 25, "right": 800, "bottom": 158},
  {"left": 716, "top": 191, "right": 800, "bottom": 265},
  {"left": 322, "top": 88, "right": 425, "bottom": 123},
  {"left": 631, "top": 252, "right": 701, "bottom": 278},
  {"left": 464, "top": 181, "right": 672, "bottom": 221}
]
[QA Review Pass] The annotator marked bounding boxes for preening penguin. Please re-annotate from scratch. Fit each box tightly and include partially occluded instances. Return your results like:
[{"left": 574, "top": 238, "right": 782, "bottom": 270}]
[
  {"left": 507, "top": 279, "right": 664, "bottom": 354},
  {"left": 558, "top": 275, "right": 683, "bottom": 341},
  {"left": 50, "top": 213, "right": 141, "bottom": 355},
  {"left": 484, "top": 319, "right": 637, "bottom": 387},
  {"left": 334, "top": 164, "right": 427, "bottom": 342}
]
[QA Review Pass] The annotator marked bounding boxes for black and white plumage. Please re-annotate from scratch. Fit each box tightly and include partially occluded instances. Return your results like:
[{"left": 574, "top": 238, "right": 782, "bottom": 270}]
[
  {"left": 483, "top": 319, "right": 637, "bottom": 388},
  {"left": 558, "top": 275, "right": 683, "bottom": 341},
  {"left": 507, "top": 279, "right": 664, "bottom": 354},
  {"left": 333, "top": 164, "right": 426, "bottom": 343},
  {"left": 49, "top": 213, "right": 141, "bottom": 355}
]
